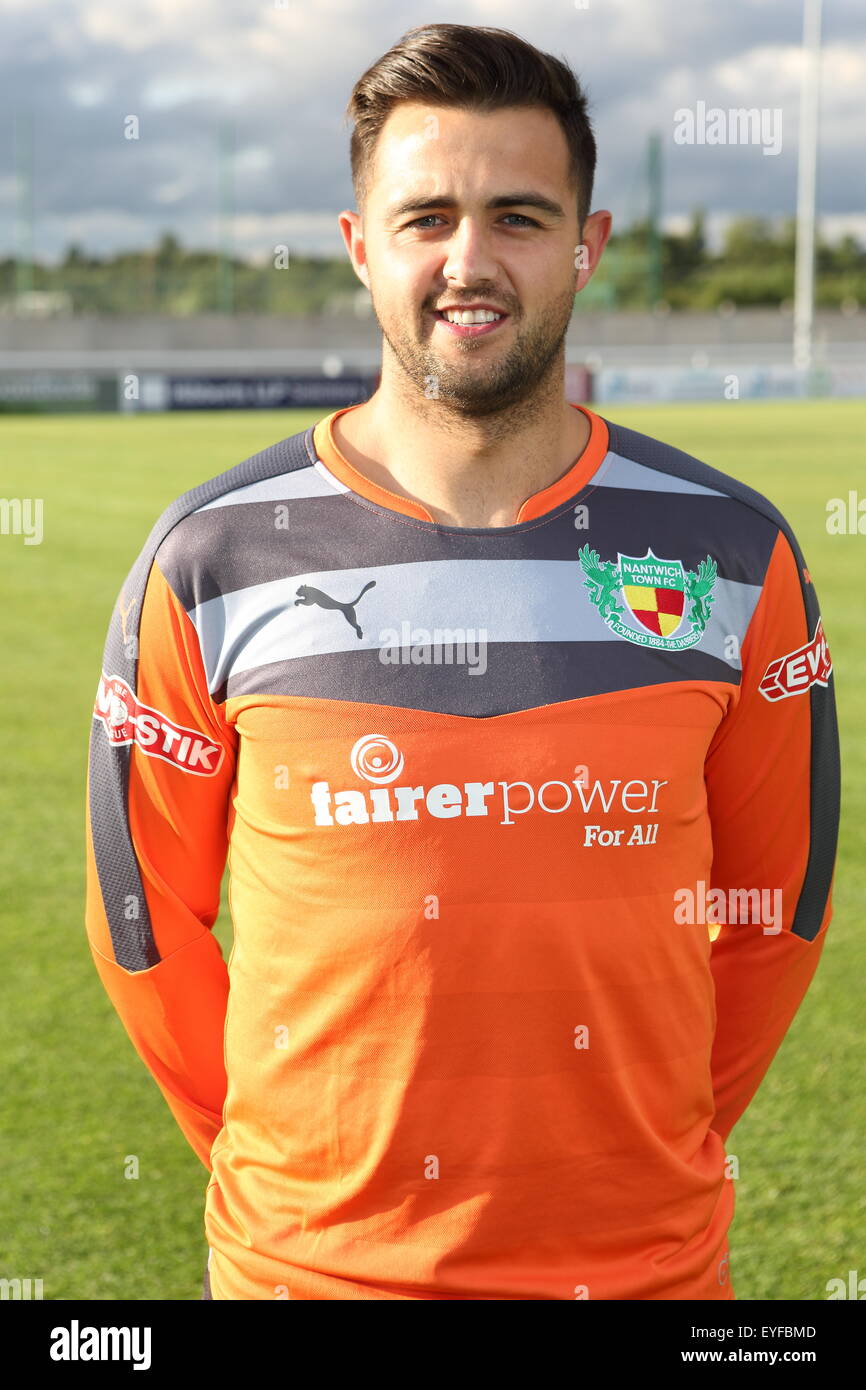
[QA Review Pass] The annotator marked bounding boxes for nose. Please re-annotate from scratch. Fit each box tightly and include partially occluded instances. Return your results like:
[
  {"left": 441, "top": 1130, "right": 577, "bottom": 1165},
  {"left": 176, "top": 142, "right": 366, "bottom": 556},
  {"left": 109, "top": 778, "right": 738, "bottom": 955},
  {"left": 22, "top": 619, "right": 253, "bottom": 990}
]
[{"left": 440, "top": 216, "right": 500, "bottom": 289}]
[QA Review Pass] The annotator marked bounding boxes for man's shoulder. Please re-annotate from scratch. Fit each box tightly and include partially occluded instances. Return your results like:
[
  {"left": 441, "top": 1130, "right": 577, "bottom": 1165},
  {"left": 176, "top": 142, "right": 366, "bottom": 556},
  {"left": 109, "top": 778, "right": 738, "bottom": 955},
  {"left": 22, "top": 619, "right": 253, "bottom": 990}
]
[
  {"left": 157, "top": 424, "right": 314, "bottom": 543},
  {"left": 597, "top": 412, "right": 792, "bottom": 539},
  {"left": 139, "top": 424, "right": 318, "bottom": 600}
]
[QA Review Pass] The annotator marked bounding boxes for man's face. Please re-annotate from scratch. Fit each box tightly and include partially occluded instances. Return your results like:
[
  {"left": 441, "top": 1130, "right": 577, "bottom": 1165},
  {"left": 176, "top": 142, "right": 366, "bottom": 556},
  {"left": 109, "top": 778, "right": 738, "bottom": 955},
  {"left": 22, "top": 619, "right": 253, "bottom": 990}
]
[{"left": 340, "top": 103, "right": 609, "bottom": 416}]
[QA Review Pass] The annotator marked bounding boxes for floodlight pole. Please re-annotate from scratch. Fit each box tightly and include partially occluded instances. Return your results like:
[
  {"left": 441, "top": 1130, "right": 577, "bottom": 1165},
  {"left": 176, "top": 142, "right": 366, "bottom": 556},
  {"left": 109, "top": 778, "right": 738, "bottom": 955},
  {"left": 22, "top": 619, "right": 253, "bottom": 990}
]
[
  {"left": 647, "top": 133, "right": 663, "bottom": 309},
  {"left": 217, "top": 121, "right": 235, "bottom": 315},
  {"left": 793, "top": 0, "right": 823, "bottom": 372},
  {"left": 14, "top": 111, "right": 35, "bottom": 309}
]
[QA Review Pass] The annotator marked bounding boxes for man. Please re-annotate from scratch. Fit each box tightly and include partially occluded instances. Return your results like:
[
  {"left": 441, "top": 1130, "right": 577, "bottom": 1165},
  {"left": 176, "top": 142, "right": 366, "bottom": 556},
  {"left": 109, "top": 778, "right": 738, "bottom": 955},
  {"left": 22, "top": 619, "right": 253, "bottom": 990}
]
[{"left": 85, "top": 23, "right": 839, "bottom": 1301}]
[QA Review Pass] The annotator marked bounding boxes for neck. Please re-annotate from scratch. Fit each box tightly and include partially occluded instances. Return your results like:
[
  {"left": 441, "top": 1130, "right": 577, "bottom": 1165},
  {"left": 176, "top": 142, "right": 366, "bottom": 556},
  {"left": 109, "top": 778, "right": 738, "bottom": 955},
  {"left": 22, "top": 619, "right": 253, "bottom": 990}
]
[{"left": 332, "top": 357, "right": 591, "bottom": 528}]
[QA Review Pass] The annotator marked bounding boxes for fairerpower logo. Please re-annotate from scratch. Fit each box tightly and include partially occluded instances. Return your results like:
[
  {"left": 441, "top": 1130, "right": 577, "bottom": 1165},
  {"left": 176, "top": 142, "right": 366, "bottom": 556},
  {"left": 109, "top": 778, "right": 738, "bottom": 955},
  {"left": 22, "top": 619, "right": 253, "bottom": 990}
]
[
  {"left": 759, "top": 618, "right": 832, "bottom": 701},
  {"left": 311, "top": 735, "right": 669, "bottom": 833},
  {"left": 92, "top": 673, "right": 224, "bottom": 775},
  {"left": 350, "top": 734, "right": 405, "bottom": 784}
]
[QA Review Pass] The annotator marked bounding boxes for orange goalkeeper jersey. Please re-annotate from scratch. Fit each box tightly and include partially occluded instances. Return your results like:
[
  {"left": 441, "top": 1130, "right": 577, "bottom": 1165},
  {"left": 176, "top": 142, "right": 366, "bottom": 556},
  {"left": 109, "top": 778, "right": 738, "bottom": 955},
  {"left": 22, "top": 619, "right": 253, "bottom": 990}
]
[{"left": 84, "top": 403, "right": 839, "bottom": 1300}]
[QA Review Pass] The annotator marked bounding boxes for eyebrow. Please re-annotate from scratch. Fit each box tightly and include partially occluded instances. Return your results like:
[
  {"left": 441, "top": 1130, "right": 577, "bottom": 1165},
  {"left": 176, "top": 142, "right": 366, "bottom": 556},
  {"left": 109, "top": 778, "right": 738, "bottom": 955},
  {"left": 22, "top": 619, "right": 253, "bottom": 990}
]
[{"left": 386, "top": 193, "right": 567, "bottom": 223}]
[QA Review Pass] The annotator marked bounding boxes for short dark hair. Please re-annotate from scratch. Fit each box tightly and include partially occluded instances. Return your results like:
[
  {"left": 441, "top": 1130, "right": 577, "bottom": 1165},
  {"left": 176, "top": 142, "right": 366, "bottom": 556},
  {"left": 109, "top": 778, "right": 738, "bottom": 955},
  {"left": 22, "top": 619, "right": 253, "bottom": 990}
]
[{"left": 345, "top": 23, "right": 597, "bottom": 231}]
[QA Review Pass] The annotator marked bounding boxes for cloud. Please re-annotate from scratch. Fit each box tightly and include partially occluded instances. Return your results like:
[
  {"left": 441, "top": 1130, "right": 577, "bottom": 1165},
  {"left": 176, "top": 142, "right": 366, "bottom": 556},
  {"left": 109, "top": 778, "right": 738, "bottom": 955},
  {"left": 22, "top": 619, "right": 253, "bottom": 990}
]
[{"left": 0, "top": 0, "right": 862, "bottom": 261}]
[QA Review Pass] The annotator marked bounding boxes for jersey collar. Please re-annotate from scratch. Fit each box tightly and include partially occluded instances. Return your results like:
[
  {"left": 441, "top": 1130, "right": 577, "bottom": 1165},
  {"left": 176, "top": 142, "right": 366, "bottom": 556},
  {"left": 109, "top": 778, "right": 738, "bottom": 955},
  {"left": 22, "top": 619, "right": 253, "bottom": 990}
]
[{"left": 312, "top": 402, "right": 608, "bottom": 525}]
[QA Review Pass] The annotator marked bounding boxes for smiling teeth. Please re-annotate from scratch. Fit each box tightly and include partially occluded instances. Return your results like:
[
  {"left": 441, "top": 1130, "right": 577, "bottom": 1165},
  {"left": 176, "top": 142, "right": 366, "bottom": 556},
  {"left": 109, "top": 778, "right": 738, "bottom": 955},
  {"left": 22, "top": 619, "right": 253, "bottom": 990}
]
[{"left": 443, "top": 309, "right": 502, "bottom": 324}]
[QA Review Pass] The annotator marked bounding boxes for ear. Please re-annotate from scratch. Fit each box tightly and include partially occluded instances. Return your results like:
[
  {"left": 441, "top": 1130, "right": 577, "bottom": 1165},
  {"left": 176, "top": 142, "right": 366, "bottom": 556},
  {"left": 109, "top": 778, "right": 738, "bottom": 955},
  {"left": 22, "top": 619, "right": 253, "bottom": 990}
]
[
  {"left": 339, "top": 209, "right": 371, "bottom": 291},
  {"left": 574, "top": 209, "right": 613, "bottom": 295}
]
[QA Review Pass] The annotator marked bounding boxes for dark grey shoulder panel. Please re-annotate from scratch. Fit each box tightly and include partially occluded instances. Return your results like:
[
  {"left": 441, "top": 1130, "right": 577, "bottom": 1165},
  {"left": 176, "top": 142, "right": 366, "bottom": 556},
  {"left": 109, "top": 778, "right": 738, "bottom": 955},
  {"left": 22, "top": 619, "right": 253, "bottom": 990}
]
[
  {"left": 603, "top": 416, "right": 839, "bottom": 942},
  {"left": 87, "top": 426, "right": 314, "bottom": 972},
  {"left": 604, "top": 418, "right": 792, "bottom": 531}
]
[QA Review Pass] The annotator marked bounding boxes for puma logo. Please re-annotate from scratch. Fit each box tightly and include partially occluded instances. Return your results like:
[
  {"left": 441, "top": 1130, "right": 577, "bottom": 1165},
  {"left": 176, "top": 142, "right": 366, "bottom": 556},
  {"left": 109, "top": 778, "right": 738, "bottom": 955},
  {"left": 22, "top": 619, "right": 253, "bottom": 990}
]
[{"left": 294, "top": 580, "right": 377, "bottom": 639}]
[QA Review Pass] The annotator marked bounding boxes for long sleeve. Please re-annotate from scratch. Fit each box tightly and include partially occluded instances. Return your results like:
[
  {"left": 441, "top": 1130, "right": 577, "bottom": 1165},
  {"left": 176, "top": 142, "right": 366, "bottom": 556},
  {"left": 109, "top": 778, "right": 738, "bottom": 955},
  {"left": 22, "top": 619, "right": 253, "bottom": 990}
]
[
  {"left": 703, "top": 524, "right": 840, "bottom": 1146},
  {"left": 85, "top": 549, "right": 239, "bottom": 1170}
]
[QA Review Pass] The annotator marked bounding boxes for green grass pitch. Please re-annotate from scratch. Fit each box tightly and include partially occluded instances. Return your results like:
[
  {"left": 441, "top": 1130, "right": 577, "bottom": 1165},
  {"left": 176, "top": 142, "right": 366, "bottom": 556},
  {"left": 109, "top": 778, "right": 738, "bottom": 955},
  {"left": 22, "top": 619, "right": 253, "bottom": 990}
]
[{"left": 0, "top": 399, "right": 862, "bottom": 1300}]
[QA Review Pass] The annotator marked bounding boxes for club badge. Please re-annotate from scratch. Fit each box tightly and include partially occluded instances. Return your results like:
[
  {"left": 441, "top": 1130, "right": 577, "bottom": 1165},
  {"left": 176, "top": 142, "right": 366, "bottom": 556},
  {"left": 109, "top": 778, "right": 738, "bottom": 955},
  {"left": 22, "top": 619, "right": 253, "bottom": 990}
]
[{"left": 578, "top": 545, "right": 718, "bottom": 650}]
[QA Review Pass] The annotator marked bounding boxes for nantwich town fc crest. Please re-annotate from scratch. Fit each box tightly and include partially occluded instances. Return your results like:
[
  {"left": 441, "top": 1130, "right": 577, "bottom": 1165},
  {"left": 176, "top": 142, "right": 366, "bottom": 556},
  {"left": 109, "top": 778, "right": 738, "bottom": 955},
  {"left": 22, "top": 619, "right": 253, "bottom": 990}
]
[{"left": 578, "top": 545, "right": 718, "bottom": 650}]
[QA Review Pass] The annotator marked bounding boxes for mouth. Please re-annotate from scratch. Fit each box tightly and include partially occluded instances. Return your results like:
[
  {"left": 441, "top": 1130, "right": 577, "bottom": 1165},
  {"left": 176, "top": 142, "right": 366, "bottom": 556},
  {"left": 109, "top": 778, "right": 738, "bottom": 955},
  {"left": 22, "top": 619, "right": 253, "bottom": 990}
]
[{"left": 431, "top": 309, "right": 510, "bottom": 338}]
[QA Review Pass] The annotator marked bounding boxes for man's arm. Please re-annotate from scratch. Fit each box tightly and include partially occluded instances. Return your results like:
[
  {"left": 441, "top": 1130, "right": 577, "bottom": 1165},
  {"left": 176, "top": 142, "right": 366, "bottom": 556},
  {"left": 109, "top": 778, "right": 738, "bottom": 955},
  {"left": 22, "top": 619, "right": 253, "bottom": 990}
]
[
  {"left": 85, "top": 550, "right": 238, "bottom": 1170},
  {"left": 703, "top": 524, "right": 840, "bottom": 1146}
]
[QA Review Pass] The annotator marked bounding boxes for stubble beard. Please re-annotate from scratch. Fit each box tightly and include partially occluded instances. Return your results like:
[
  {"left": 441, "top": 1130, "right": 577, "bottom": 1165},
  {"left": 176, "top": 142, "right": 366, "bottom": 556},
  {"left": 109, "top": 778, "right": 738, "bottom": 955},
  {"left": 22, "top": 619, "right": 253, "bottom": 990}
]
[{"left": 372, "top": 284, "right": 576, "bottom": 421}]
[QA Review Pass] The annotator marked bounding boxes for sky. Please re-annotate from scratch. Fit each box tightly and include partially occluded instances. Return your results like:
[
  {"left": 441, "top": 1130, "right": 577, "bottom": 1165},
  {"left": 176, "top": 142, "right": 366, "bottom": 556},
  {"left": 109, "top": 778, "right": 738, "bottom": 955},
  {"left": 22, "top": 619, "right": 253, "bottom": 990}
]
[{"left": 0, "top": 0, "right": 864, "bottom": 264}]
